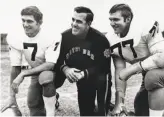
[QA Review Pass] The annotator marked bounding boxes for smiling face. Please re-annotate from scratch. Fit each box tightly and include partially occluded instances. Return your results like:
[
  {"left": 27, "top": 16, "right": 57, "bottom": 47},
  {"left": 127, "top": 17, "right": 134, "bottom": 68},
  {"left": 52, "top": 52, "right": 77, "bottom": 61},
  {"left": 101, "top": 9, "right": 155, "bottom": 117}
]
[
  {"left": 71, "top": 11, "right": 90, "bottom": 37},
  {"left": 22, "top": 15, "right": 41, "bottom": 37},
  {"left": 109, "top": 11, "right": 130, "bottom": 36}
]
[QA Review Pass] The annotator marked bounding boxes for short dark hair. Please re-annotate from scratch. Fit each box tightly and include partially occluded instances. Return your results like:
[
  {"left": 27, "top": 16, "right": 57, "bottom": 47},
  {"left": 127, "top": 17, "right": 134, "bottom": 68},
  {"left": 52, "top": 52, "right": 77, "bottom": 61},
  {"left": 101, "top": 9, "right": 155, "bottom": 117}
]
[
  {"left": 74, "top": 6, "right": 94, "bottom": 23},
  {"left": 109, "top": 3, "right": 133, "bottom": 21},
  {"left": 21, "top": 6, "right": 43, "bottom": 22}
]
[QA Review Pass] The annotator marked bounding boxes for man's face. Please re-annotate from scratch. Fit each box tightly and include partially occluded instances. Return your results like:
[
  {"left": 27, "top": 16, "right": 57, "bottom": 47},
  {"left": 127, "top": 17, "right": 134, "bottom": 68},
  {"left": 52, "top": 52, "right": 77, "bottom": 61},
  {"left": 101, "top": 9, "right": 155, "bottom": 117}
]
[
  {"left": 109, "top": 11, "right": 129, "bottom": 35},
  {"left": 71, "top": 11, "right": 90, "bottom": 36},
  {"left": 21, "top": 15, "right": 41, "bottom": 37}
]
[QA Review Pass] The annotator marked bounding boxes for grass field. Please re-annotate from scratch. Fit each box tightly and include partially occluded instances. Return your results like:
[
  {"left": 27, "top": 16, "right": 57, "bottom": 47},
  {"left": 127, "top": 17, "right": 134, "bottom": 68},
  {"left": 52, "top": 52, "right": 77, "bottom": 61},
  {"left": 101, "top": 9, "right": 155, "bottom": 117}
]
[{"left": 0, "top": 50, "right": 142, "bottom": 116}]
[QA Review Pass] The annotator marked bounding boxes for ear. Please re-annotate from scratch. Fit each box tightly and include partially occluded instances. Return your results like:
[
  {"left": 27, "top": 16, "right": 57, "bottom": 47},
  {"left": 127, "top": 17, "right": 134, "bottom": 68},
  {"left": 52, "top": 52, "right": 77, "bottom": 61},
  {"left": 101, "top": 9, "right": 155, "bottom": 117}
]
[
  {"left": 125, "top": 16, "right": 131, "bottom": 23},
  {"left": 38, "top": 20, "right": 43, "bottom": 25},
  {"left": 87, "top": 21, "right": 92, "bottom": 26}
]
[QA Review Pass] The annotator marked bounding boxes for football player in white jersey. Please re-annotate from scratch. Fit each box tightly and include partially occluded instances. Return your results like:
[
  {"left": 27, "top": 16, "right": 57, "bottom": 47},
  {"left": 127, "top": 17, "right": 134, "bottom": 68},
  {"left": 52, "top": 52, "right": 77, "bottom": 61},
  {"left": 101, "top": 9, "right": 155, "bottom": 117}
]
[
  {"left": 118, "top": 21, "right": 164, "bottom": 116},
  {"left": 1, "top": 6, "right": 61, "bottom": 116},
  {"left": 118, "top": 21, "right": 164, "bottom": 80},
  {"left": 106, "top": 3, "right": 164, "bottom": 116}
]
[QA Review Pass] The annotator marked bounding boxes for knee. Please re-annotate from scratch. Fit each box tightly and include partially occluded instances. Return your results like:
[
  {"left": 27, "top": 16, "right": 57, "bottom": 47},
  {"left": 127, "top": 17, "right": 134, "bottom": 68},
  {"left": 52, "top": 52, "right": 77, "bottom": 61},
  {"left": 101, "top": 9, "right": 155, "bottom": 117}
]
[
  {"left": 144, "top": 70, "right": 159, "bottom": 91},
  {"left": 154, "top": 53, "right": 164, "bottom": 68},
  {"left": 38, "top": 71, "right": 55, "bottom": 85}
]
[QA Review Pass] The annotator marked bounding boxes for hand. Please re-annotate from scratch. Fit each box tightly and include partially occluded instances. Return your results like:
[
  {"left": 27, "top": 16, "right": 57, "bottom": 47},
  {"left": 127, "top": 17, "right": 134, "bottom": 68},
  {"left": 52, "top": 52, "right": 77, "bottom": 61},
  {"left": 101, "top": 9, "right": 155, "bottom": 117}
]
[
  {"left": 119, "top": 69, "right": 129, "bottom": 81},
  {"left": 1, "top": 97, "right": 18, "bottom": 113},
  {"left": 64, "top": 67, "right": 81, "bottom": 83},
  {"left": 74, "top": 71, "right": 85, "bottom": 80},
  {"left": 11, "top": 73, "right": 24, "bottom": 93},
  {"left": 110, "top": 103, "right": 126, "bottom": 116}
]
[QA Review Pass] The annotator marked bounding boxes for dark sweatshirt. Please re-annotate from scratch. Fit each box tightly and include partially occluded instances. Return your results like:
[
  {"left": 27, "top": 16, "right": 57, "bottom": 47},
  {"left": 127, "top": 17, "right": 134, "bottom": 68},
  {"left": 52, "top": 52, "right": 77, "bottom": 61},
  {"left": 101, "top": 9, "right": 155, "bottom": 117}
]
[{"left": 57, "top": 27, "right": 111, "bottom": 80}]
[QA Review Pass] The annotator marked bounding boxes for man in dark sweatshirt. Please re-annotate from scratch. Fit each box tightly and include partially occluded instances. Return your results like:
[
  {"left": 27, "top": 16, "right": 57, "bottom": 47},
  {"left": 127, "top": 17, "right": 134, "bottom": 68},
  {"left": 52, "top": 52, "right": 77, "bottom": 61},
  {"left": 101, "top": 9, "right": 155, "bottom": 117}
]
[{"left": 55, "top": 6, "right": 112, "bottom": 116}]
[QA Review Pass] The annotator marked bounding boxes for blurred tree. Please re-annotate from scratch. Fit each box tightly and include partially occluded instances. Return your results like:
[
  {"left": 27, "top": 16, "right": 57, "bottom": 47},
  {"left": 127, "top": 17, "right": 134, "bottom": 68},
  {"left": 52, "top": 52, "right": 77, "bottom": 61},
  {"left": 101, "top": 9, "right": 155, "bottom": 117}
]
[{"left": 1, "top": 33, "right": 8, "bottom": 45}]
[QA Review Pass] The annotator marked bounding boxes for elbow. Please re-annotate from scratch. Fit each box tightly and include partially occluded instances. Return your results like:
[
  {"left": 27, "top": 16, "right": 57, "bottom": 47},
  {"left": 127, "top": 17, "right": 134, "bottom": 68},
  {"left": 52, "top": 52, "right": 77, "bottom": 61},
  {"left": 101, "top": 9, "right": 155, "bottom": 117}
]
[
  {"left": 46, "top": 62, "right": 55, "bottom": 70},
  {"left": 154, "top": 53, "right": 164, "bottom": 68},
  {"left": 124, "top": 56, "right": 137, "bottom": 64}
]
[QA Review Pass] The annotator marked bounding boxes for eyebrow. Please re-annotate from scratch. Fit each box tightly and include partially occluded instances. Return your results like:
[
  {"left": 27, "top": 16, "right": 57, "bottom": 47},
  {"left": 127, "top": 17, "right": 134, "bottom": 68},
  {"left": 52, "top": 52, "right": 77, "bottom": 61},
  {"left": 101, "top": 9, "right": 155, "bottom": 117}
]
[
  {"left": 22, "top": 19, "right": 33, "bottom": 22},
  {"left": 109, "top": 18, "right": 119, "bottom": 20},
  {"left": 72, "top": 18, "right": 83, "bottom": 23}
]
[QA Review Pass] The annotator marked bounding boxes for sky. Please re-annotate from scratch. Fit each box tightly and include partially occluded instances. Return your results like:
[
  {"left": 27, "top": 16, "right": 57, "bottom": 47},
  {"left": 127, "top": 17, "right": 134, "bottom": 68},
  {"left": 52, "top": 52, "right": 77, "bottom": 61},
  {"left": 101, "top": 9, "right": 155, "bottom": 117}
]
[{"left": 0, "top": 0, "right": 164, "bottom": 34}]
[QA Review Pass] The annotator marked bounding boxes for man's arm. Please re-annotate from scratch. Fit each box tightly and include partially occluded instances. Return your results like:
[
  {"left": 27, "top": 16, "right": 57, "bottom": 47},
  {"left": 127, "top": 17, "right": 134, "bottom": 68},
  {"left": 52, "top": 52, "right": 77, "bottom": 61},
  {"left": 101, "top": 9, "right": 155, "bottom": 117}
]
[
  {"left": 111, "top": 56, "right": 127, "bottom": 115},
  {"left": 119, "top": 52, "right": 164, "bottom": 81},
  {"left": 1, "top": 66, "right": 21, "bottom": 112},
  {"left": 11, "top": 62, "right": 55, "bottom": 94},
  {"left": 10, "top": 66, "right": 21, "bottom": 96},
  {"left": 113, "top": 56, "right": 126, "bottom": 102},
  {"left": 20, "top": 62, "right": 55, "bottom": 77},
  {"left": 0, "top": 44, "right": 23, "bottom": 112}
]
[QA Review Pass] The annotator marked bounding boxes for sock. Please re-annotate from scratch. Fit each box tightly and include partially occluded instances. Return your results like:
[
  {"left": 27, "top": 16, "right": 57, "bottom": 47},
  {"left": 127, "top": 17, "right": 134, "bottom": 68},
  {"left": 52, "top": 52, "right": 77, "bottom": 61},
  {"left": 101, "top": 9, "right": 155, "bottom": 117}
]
[
  {"left": 43, "top": 95, "right": 56, "bottom": 116},
  {"left": 149, "top": 108, "right": 164, "bottom": 117},
  {"left": 42, "top": 82, "right": 56, "bottom": 116}
]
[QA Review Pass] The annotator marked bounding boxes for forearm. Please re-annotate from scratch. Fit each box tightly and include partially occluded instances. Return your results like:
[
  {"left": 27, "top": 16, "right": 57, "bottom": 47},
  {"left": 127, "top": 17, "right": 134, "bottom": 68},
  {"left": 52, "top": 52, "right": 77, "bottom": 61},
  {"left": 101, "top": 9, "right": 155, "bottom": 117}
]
[
  {"left": 115, "top": 70, "right": 127, "bottom": 104},
  {"left": 141, "top": 53, "right": 164, "bottom": 71},
  {"left": 119, "top": 62, "right": 143, "bottom": 82},
  {"left": 113, "top": 55, "right": 127, "bottom": 104},
  {"left": 21, "top": 62, "right": 55, "bottom": 77},
  {"left": 10, "top": 66, "right": 21, "bottom": 97},
  {"left": 115, "top": 68, "right": 127, "bottom": 95}
]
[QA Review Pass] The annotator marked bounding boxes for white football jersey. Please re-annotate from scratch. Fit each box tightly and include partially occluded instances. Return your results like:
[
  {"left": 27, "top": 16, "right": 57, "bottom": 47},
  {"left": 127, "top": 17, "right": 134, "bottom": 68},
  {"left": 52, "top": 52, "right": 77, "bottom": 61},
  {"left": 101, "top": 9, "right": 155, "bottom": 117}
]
[
  {"left": 106, "top": 20, "right": 164, "bottom": 62},
  {"left": 141, "top": 21, "right": 164, "bottom": 54},
  {"left": 7, "top": 29, "right": 61, "bottom": 68},
  {"left": 106, "top": 20, "right": 142, "bottom": 60}
]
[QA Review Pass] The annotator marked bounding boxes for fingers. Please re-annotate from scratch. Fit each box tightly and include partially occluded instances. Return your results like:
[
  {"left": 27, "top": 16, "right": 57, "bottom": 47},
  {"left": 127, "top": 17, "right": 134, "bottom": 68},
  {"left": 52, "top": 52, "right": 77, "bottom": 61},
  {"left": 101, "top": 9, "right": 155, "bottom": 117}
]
[
  {"left": 1, "top": 104, "right": 17, "bottom": 113},
  {"left": 111, "top": 111, "right": 122, "bottom": 116},
  {"left": 73, "top": 68, "right": 81, "bottom": 72},
  {"left": 67, "top": 72, "right": 78, "bottom": 83},
  {"left": 67, "top": 78, "right": 74, "bottom": 83},
  {"left": 112, "top": 113, "right": 120, "bottom": 116},
  {"left": 111, "top": 104, "right": 128, "bottom": 116},
  {"left": 1, "top": 105, "right": 9, "bottom": 113},
  {"left": 66, "top": 68, "right": 82, "bottom": 83},
  {"left": 110, "top": 105, "right": 122, "bottom": 116},
  {"left": 67, "top": 74, "right": 79, "bottom": 83},
  {"left": 121, "top": 106, "right": 128, "bottom": 115},
  {"left": 66, "top": 73, "right": 78, "bottom": 83},
  {"left": 71, "top": 72, "right": 79, "bottom": 81}
]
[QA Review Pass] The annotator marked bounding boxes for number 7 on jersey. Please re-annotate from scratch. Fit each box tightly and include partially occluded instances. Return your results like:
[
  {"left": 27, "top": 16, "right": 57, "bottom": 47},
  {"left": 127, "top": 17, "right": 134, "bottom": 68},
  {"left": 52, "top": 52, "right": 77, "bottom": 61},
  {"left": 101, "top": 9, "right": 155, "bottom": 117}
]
[{"left": 23, "top": 43, "right": 37, "bottom": 61}]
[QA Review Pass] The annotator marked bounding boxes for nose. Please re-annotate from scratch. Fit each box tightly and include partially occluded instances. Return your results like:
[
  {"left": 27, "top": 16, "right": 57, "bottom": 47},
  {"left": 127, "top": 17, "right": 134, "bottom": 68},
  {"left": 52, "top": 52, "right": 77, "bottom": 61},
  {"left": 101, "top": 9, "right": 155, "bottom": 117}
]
[
  {"left": 72, "top": 20, "right": 77, "bottom": 27},
  {"left": 110, "top": 20, "right": 115, "bottom": 26},
  {"left": 23, "top": 21, "right": 29, "bottom": 27}
]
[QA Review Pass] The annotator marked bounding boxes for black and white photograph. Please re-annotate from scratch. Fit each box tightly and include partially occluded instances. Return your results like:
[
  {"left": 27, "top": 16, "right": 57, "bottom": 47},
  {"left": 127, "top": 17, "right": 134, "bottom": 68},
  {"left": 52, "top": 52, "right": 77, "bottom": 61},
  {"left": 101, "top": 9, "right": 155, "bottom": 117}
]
[{"left": 1, "top": 0, "right": 164, "bottom": 116}]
